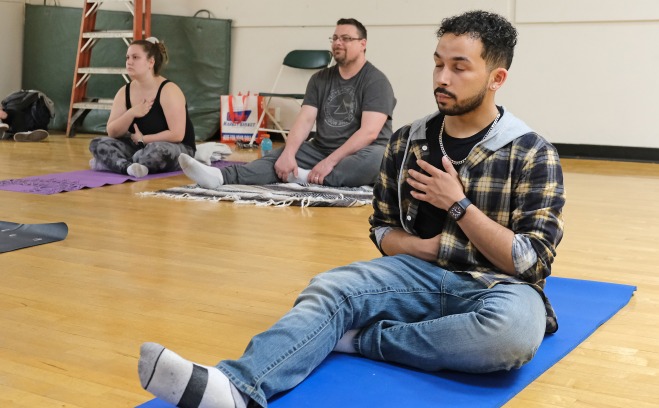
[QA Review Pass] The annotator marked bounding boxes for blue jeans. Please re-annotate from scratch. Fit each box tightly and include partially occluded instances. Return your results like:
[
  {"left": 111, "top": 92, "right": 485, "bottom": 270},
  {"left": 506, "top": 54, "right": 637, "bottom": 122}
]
[{"left": 217, "top": 254, "right": 546, "bottom": 407}]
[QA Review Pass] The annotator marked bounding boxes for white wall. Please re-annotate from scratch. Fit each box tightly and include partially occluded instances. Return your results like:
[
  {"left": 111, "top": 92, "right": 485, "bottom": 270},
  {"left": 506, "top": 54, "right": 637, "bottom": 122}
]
[
  {"left": 11, "top": 0, "right": 659, "bottom": 149},
  {"left": 508, "top": 0, "right": 659, "bottom": 148}
]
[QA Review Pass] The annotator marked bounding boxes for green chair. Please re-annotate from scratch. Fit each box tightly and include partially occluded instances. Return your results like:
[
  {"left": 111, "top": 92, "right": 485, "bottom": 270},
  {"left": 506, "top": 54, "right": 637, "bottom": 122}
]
[{"left": 248, "top": 50, "right": 333, "bottom": 145}]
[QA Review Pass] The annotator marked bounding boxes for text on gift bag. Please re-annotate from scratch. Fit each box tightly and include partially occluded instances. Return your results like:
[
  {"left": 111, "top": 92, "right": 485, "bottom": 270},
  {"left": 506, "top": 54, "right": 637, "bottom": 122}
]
[{"left": 220, "top": 93, "right": 267, "bottom": 143}]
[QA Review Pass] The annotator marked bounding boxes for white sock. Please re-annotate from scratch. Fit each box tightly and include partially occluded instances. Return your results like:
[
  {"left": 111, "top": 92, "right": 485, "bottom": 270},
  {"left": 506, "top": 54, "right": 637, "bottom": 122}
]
[
  {"left": 179, "top": 153, "right": 224, "bottom": 189},
  {"left": 333, "top": 329, "right": 359, "bottom": 353},
  {"left": 89, "top": 158, "right": 110, "bottom": 171},
  {"left": 138, "top": 342, "right": 247, "bottom": 408},
  {"left": 127, "top": 163, "right": 149, "bottom": 178},
  {"left": 286, "top": 167, "right": 310, "bottom": 184}
]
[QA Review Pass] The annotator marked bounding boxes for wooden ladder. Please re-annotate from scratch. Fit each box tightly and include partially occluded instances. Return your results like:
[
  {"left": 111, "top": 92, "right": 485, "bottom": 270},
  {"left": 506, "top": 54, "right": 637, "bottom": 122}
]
[{"left": 66, "top": 0, "right": 151, "bottom": 136}]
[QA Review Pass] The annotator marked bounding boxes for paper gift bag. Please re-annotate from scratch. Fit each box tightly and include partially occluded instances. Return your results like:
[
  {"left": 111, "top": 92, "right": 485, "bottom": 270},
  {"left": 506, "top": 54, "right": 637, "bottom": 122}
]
[{"left": 219, "top": 93, "right": 266, "bottom": 143}]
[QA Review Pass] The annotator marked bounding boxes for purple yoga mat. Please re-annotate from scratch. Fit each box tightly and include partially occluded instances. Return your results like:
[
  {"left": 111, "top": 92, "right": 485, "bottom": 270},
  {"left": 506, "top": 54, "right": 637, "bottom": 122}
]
[{"left": 0, "top": 160, "right": 240, "bottom": 195}]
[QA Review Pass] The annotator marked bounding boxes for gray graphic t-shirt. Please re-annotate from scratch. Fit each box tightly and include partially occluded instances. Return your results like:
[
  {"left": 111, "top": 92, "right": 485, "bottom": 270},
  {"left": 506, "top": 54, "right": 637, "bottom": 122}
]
[{"left": 303, "top": 61, "right": 396, "bottom": 151}]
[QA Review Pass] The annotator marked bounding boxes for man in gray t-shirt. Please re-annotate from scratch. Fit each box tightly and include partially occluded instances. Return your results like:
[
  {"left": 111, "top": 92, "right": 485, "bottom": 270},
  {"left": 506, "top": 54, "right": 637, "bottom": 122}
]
[
  {"left": 179, "top": 18, "right": 396, "bottom": 188},
  {"left": 304, "top": 60, "right": 395, "bottom": 151}
]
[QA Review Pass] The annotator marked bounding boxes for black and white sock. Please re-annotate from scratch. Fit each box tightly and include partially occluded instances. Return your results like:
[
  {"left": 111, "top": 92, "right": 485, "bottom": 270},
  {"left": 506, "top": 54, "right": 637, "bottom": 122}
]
[{"left": 138, "top": 342, "right": 248, "bottom": 408}]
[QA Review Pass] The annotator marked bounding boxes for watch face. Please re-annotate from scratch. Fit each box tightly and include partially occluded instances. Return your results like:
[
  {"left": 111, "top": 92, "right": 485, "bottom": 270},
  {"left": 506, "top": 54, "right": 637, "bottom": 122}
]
[{"left": 449, "top": 203, "right": 464, "bottom": 220}]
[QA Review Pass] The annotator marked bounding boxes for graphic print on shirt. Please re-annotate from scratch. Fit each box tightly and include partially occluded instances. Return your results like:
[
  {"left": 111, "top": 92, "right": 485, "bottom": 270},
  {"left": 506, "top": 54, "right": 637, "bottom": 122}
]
[{"left": 324, "top": 86, "right": 356, "bottom": 128}]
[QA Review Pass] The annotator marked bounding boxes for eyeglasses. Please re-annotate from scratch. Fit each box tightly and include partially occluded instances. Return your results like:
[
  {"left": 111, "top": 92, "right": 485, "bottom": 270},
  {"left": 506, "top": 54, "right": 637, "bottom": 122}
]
[{"left": 329, "top": 35, "right": 364, "bottom": 43}]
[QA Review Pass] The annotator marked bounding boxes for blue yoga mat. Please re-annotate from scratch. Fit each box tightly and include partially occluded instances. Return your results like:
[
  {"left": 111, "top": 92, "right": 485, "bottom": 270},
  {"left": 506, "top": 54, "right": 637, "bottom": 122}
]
[{"left": 137, "top": 276, "right": 636, "bottom": 408}]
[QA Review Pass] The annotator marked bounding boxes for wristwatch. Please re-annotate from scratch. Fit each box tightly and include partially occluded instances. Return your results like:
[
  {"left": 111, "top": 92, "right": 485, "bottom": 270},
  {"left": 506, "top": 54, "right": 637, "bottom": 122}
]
[{"left": 448, "top": 197, "right": 472, "bottom": 221}]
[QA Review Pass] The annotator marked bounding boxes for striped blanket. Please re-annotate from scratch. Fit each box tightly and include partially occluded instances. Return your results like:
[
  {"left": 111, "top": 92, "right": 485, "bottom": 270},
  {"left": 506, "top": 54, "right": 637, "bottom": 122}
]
[{"left": 139, "top": 183, "right": 374, "bottom": 207}]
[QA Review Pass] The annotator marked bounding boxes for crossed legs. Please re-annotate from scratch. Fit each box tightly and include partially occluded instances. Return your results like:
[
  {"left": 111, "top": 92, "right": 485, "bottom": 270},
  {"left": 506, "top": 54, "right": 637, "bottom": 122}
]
[
  {"left": 138, "top": 255, "right": 546, "bottom": 407},
  {"left": 90, "top": 136, "right": 193, "bottom": 176},
  {"left": 178, "top": 141, "right": 387, "bottom": 188}
]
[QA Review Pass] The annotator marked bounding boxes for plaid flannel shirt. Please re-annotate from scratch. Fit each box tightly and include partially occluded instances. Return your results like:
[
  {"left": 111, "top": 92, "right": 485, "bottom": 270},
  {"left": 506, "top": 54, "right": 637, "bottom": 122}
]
[{"left": 369, "top": 109, "right": 566, "bottom": 333}]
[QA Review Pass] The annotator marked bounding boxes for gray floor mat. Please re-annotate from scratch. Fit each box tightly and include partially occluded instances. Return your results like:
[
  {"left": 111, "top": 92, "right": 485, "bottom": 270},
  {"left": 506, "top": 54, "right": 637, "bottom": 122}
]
[{"left": 0, "top": 221, "right": 68, "bottom": 253}]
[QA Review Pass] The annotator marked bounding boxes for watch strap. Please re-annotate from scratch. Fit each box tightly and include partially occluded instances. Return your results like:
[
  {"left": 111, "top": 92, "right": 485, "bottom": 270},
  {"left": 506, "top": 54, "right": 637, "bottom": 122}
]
[{"left": 457, "top": 197, "right": 472, "bottom": 211}]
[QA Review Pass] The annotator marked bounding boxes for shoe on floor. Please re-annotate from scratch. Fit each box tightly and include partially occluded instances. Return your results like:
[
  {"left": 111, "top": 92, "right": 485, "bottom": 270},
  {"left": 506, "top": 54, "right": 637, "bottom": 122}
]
[
  {"left": 0, "top": 123, "right": 9, "bottom": 140},
  {"left": 14, "top": 129, "right": 49, "bottom": 142}
]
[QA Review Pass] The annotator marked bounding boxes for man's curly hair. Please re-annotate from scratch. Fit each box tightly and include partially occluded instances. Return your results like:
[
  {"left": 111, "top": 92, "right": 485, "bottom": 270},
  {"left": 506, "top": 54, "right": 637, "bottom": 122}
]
[{"left": 436, "top": 10, "right": 518, "bottom": 70}]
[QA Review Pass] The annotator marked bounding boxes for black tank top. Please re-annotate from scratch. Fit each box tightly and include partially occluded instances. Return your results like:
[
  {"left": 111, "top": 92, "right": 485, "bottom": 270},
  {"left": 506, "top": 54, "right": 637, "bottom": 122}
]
[{"left": 125, "top": 79, "right": 196, "bottom": 152}]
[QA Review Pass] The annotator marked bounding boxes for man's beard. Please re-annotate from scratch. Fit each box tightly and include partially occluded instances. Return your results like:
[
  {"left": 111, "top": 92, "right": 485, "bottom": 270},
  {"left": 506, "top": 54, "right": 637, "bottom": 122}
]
[
  {"left": 333, "top": 49, "right": 346, "bottom": 65},
  {"left": 435, "top": 83, "right": 488, "bottom": 116}
]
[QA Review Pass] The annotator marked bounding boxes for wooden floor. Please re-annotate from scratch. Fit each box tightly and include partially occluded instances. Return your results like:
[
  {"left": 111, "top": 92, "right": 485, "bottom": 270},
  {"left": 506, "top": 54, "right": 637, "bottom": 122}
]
[{"left": 1, "top": 133, "right": 658, "bottom": 407}]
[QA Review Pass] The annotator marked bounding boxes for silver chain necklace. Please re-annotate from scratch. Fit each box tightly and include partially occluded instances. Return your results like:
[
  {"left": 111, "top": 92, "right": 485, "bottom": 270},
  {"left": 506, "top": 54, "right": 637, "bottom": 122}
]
[{"left": 439, "top": 113, "right": 501, "bottom": 165}]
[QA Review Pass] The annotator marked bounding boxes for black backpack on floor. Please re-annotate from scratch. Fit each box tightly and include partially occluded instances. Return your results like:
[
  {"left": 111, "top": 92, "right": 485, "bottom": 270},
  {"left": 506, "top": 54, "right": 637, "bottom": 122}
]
[{"left": 1, "top": 90, "right": 55, "bottom": 136}]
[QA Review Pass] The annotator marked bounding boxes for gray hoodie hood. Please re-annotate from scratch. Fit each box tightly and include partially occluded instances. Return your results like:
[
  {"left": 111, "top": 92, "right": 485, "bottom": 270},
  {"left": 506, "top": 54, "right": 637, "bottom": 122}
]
[{"left": 407, "top": 106, "right": 534, "bottom": 152}]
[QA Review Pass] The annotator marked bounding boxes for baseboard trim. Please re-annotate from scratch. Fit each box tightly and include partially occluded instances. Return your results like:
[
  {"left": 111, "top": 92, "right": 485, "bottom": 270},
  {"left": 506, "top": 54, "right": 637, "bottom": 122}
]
[{"left": 553, "top": 144, "right": 659, "bottom": 163}]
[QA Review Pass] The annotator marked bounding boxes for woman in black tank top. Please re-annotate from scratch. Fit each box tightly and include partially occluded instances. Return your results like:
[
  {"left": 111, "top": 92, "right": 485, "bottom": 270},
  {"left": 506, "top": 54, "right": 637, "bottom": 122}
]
[{"left": 89, "top": 38, "right": 195, "bottom": 177}]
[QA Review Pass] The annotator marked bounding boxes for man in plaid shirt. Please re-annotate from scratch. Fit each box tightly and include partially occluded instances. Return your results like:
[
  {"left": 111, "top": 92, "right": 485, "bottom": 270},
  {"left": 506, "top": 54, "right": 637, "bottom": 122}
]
[
  {"left": 138, "top": 11, "right": 566, "bottom": 408},
  {"left": 367, "top": 10, "right": 565, "bottom": 369}
]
